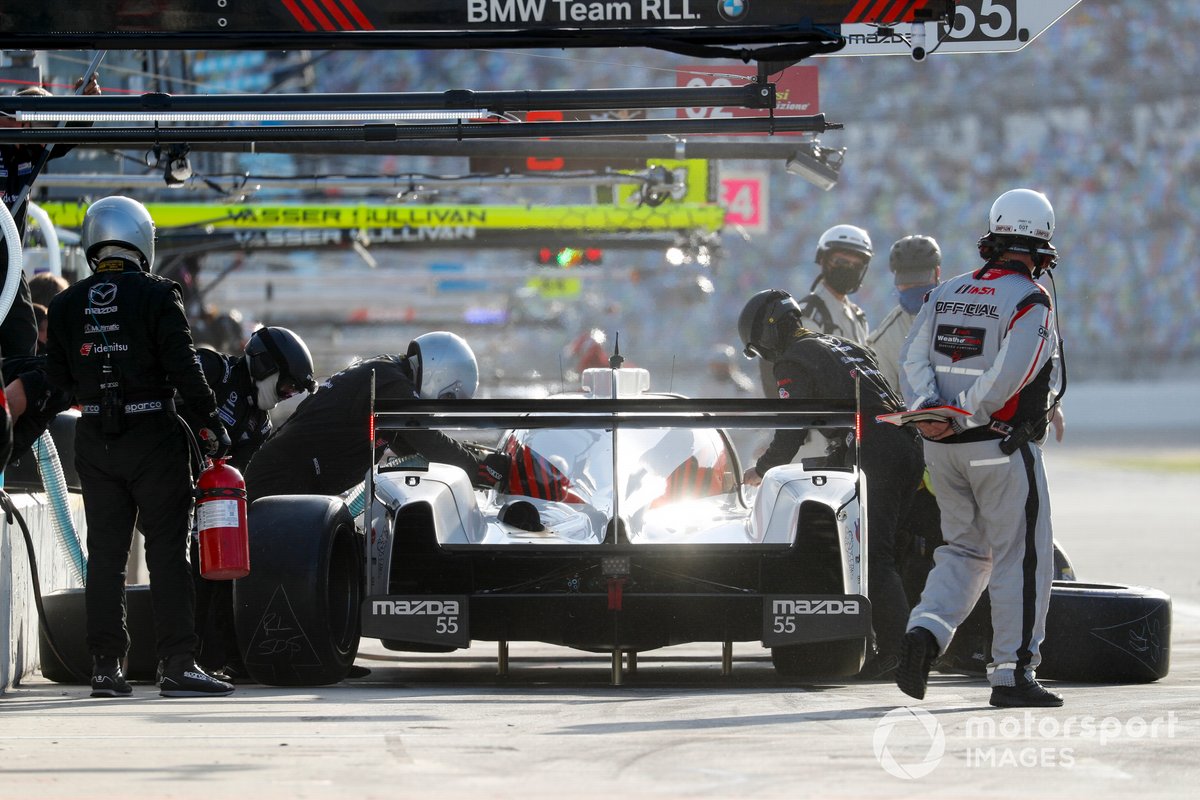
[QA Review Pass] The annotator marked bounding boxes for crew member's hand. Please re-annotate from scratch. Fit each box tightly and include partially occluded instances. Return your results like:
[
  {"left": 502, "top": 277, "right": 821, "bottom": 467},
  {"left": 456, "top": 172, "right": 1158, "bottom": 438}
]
[
  {"left": 741, "top": 467, "right": 763, "bottom": 487},
  {"left": 199, "top": 416, "right": 231, "bottom": 458},
  {"left": 915, "top": 419, "right": 955, "bottom": 441},
  {"left": 1049, "top": 406, "right": 1066, "bottom": 442},
  {"left": 74, "top": 73, "right": 101, "bottom": 95},
  {"left": 476, "top": 452, "right": 510, "bottom": 488}
]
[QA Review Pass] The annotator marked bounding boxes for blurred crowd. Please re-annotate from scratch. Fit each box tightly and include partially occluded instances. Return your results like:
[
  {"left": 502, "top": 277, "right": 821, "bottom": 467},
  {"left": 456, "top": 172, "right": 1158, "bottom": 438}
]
[{"left": 309, "top": 0, "right": 1198, "bottom": 382}]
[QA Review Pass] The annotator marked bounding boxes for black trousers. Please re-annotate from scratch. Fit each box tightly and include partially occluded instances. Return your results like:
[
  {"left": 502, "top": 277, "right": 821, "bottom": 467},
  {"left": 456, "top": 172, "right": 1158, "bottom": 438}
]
[
  {"left": 76, "top": 413, "right": 198, "bottom": 660},
  {"left": 860, "top": 427, "right": 925, "bottom": 659}
]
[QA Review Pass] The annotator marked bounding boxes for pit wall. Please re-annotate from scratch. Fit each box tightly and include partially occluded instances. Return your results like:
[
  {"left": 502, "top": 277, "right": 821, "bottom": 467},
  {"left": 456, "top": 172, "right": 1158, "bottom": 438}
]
[{"left": 0, "top": 491, "right": 88, "bottom": 693}]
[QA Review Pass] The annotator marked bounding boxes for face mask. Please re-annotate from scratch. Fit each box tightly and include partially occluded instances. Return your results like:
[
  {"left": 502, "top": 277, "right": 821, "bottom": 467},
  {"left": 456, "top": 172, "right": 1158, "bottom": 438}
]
[
  {"left": 898, "top": 283, "right": 937, "bottom": 314},
  {"left": 823, "top": 263, "right": 867, "bottom": 295},
  {"left": 255, "top": 379, "right": 280, "bottom": 411}
]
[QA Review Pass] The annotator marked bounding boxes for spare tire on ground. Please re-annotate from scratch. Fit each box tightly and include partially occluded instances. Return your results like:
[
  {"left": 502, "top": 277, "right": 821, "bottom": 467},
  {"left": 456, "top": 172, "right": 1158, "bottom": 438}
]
[
  {"left": 937, "top": 581, "right": 1171, "bottom": 683},
  {"left": 39, "top": 585, "right": 159, "bottom": 683}
]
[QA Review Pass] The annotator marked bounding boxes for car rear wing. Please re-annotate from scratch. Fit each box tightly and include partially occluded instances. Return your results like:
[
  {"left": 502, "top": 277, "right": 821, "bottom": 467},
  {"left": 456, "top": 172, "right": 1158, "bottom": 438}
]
[{"left": 371, "top": 397, "right": 859, "bottom": 433}]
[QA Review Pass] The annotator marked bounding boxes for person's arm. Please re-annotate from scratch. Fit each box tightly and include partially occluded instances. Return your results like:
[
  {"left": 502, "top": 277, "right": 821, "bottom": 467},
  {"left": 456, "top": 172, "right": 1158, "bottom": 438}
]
[
  {"left": 898, "top": 293, "right": 941, "bottom": 411},
  {"left": 154, "top": 282, "right": 217, "bottom": 417},
  {"left": 43, "top": 296, "right": 74, "bottom": 398}
]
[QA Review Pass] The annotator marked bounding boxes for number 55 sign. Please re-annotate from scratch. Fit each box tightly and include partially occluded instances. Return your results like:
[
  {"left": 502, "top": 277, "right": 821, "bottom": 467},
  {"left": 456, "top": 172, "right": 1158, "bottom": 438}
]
[
  {"left": 835, "top": 0, "right": 1082, "bottom": 57},
  {"left": 720, "top": 170, "right": 769, "bottom": 233}
]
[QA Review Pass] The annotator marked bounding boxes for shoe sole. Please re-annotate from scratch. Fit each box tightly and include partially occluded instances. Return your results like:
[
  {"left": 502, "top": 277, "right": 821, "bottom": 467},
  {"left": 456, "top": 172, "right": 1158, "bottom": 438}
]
[
  {"left": 90, "top": 688, "right": 132, "bottom": 698},
  {"left": 989, "top": 693, "right": 1064, "bottom": 708},
  {"left": 896, "top": 633, "right": 936, "bottom": 700},
  {"left": 160, "top": 688, "right": 235, "bottom": 698}
]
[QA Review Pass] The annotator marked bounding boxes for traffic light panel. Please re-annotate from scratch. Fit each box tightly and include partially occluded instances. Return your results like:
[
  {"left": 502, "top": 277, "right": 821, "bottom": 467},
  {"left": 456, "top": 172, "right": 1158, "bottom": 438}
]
[{"left": 536, "top": 247, "right": 603, "bottom": 268}]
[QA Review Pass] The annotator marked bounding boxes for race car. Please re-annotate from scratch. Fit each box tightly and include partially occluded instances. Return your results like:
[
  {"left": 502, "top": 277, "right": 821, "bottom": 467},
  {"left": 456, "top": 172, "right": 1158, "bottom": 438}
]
[{"left": 233, "top": 365, "right": 875, "bottom": 686}]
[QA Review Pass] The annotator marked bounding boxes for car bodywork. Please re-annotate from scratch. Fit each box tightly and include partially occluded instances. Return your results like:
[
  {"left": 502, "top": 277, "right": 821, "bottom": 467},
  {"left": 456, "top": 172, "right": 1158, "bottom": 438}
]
[
  {"left": 357, "top": 366, "right": 871, "bottom": 680},
  {"left": 233, "top": 365, "right": 874, "bottom": 685}
]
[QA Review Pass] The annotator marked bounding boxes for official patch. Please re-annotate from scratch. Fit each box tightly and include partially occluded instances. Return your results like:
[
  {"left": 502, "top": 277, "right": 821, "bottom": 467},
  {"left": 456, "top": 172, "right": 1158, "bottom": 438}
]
[{"left": 934, "top": 325, "right": 985, "bottom": 362}]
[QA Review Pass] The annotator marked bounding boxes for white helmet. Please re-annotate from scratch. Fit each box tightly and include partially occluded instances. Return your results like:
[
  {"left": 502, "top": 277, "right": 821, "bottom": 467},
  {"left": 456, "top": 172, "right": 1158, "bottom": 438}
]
[
  {"left": 815, "top": 224, "right": 873, "bottom": 263},
  {"left": 814, "top": 224, "right": 873, "bottom": 294},
  {"left": 407, "top": 331, "right": 479, "bottom": 400},
  {"left": 979, "top": 188, "right": 1057, "bottom": 274},
  {"left": 81, "top": 195, "right": 156, "bottom": 272},
  {"left": 988, "top": 188, "right": 1054, "bottom": 241}
]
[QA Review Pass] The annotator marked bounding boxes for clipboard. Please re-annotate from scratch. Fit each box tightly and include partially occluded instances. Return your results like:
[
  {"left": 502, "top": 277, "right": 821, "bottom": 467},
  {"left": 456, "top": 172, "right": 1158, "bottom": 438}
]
[{"left": 875, "top": 405, "right": 971, "bottom": 426}]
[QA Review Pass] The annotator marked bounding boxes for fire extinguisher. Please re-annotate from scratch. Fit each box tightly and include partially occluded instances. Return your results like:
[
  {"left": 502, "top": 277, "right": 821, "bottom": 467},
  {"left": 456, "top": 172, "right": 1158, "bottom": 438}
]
[{"left": 195, "top": 457, "right": 250, "bottom": 580}]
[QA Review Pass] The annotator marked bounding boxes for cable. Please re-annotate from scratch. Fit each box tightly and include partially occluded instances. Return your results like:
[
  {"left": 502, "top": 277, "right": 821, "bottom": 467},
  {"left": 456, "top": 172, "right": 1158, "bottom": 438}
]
[{"left": 1, "top": 490, "right": 91, "bottom": 684}]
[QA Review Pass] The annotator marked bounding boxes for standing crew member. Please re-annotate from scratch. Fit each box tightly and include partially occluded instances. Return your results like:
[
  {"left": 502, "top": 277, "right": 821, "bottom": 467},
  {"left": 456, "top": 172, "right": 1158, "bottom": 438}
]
[
  {"left": 738, "top": 289, "right": 924, "bottom": 676},
  {"left": 867, "top": 235, "right": 944, "bottom": 601},
  {"left": 45, "top": 195, "right": 235, "bottom": 698},
  {"left": 867, "top": 235, "right": 942, "bottom": 394},
  {"left": 182, "top": 326, "right": 317, "bottom": 679},
  {"left": 244, "top": 331, "right": 505, "bottom": 501},
  {"left": 896, "top": 188, "right": 1064, "bottom": 708}
]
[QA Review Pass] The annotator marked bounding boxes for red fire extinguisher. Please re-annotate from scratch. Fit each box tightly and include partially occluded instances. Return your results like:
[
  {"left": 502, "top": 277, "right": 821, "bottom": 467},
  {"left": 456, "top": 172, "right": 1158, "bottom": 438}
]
[{"left": 195, "top": 457, "right": 250, "bottom": 580}]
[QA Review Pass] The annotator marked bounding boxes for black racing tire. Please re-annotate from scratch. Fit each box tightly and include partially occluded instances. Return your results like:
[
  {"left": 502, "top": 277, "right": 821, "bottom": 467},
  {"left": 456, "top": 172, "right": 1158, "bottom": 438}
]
[
  {"left": 939, "top": 581, "right": 1171, "bottom": 684},
  {"left": 771, "top": 638, "right": 866, "bottom": 680},
  {"left": 1039, "top": 582, "right": 1171, "bottom": 683},
  {"left": 38, "top": 585, "right": 158, "bottom": 683},
  {"left": 234, "top": 495, "right": 363, "bottom": 686}
]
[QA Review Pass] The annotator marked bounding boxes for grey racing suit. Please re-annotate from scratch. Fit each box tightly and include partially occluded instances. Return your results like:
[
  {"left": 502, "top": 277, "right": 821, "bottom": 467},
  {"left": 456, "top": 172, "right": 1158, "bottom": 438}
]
[{"left": 898, "top": 261, "right": 1061, "bottom": 688}]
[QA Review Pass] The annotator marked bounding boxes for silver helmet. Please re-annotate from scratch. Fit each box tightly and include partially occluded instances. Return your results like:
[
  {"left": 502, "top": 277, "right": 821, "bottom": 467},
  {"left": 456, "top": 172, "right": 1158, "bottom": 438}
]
[
  {"left": 408, "top": 331, "right": 479, "bottom": 400},
  {"left": 81, "top": 195, "right": 156, "bottom": 272}
]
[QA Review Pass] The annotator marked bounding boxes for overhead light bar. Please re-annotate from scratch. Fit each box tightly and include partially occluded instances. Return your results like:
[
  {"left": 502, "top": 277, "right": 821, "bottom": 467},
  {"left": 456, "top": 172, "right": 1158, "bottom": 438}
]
[{"left": 17, "top": 110, "right": 490, "bottom": 123}]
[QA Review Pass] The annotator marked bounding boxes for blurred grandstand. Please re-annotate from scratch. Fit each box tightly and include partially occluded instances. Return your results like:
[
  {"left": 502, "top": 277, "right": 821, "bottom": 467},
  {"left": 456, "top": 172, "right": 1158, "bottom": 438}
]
[{"left": 10, "top": 0, "right": 1198, "bottom": 388}]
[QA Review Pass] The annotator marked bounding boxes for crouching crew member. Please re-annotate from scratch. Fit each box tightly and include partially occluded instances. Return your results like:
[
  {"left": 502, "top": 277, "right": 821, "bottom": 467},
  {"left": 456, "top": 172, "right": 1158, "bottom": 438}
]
[
  {"left": 182, "top": 326, "right": 317, "bottom": 680},
  {"left": 738, "top": 289, "right": 924, "bottom": 677},
  {"left": 45, "top": 195, "right": 235, "bottom": 698},
  {"left": 245, "top": 331, "right": 505, "bottom": 501}
]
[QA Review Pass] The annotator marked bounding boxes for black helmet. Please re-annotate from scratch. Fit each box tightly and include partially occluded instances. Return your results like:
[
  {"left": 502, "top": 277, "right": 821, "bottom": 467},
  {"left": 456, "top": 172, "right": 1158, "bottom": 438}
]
[
  {"left": 889, "top": 235, "right": 941, "bottom": 284},
  {"left": 738, "top": 289, "right": 802, "bottom": 362},
  {"left": 245, "top": 327, "right": 318, "bottom": 407}
]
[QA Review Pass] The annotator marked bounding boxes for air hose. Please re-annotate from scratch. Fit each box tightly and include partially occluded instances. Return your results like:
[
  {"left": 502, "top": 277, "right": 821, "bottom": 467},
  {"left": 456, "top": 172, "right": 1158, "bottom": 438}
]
[
  {"left": 0, "top": 198, "right": 24, "bottom": 334},
  {"left": 33, "top": 430, "right": 86, "bottom": 584}
]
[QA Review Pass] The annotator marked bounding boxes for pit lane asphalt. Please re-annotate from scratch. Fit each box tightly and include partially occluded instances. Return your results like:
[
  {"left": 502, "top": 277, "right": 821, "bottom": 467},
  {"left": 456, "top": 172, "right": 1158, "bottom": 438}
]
[{"left": 2, "top": 441, "right": 1197, "bottom": 800}]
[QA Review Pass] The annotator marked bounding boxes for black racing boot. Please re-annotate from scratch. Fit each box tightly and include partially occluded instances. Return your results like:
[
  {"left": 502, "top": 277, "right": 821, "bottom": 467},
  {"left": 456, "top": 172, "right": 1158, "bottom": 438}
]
[
  {"left": 990, "top": 679, "right": 1064, "bottom": 708},
  {"left": 90, "top": 656, "right": 132, "bottom": 698},
  {"left": 158, "top": 654, "right": 235, "bottom": 698},
  {"left": 896, "top": 627, "right": 939, "bottom": 700}
]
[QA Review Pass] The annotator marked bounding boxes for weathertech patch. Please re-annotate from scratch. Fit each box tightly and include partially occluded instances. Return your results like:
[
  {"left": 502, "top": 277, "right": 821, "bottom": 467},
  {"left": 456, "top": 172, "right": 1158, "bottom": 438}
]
[{"left": 935, "top": 325, "right": 985, "bottom": 362}]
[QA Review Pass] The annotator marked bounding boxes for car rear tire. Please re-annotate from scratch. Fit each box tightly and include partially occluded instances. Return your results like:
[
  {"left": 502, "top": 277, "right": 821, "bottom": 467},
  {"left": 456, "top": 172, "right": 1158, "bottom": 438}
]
[
  {"left": 38, "top": 585, "right": 158, "bottom": 683},
  {"left": 771, "top": 638, "right": 865, "bottom": 680},
  {"left": 938, "top": 581, "right": 1171, "bottom": 683},
  {"left": 234, "top": 496, "right": 363, "bottom": 686}
]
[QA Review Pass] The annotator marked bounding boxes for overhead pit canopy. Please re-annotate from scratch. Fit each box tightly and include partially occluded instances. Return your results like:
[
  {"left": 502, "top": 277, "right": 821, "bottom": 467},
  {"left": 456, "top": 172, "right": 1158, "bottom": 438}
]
[{"left": 1, "top": 0, "right": 955, "bottom": 61}]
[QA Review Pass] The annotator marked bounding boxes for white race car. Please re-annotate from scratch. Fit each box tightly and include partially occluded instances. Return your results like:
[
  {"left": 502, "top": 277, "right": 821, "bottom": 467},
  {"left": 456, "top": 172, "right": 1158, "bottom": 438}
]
[{"left": 235, "top": 366, "right": 873, "bottom": 686}]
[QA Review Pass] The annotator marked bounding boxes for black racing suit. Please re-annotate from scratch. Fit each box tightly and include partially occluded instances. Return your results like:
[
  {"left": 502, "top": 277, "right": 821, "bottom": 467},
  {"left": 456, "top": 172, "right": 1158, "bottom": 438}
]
[
  {"left": 245, "top": 354, "right": 482, "bottom": 501},
  {"left": 45, "top": 257, "right": 219, "bottom": 661},
  {"left": 180, "top": 349, "right": 271, "bottom": 673},
  {"left": 755, "top": 329, "right": 924, "bottom": 662}
]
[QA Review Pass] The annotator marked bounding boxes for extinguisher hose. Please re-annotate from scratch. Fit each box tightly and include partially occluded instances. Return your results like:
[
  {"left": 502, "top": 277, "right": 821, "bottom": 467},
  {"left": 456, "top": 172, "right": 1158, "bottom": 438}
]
[{"left": 0, "top": 490, "right": 92, "bottom": 684}]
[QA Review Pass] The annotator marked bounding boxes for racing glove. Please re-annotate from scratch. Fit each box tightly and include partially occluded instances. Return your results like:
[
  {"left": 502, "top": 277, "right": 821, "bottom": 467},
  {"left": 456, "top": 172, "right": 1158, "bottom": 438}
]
[
  {"left": 476, "top": 452, "right": 510, "bottom": 488},
  {"left": 198, "top": 414, "right": 232, "bottom": 458}
]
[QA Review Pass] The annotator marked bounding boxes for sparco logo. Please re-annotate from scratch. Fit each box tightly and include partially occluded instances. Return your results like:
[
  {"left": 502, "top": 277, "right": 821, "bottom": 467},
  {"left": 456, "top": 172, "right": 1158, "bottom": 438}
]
[
  {"left": 372, "top": 600, "right": 460, "bottom": 615},
  {"left": 773, "top": 599, "right": 860, "bottom": 615}
]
